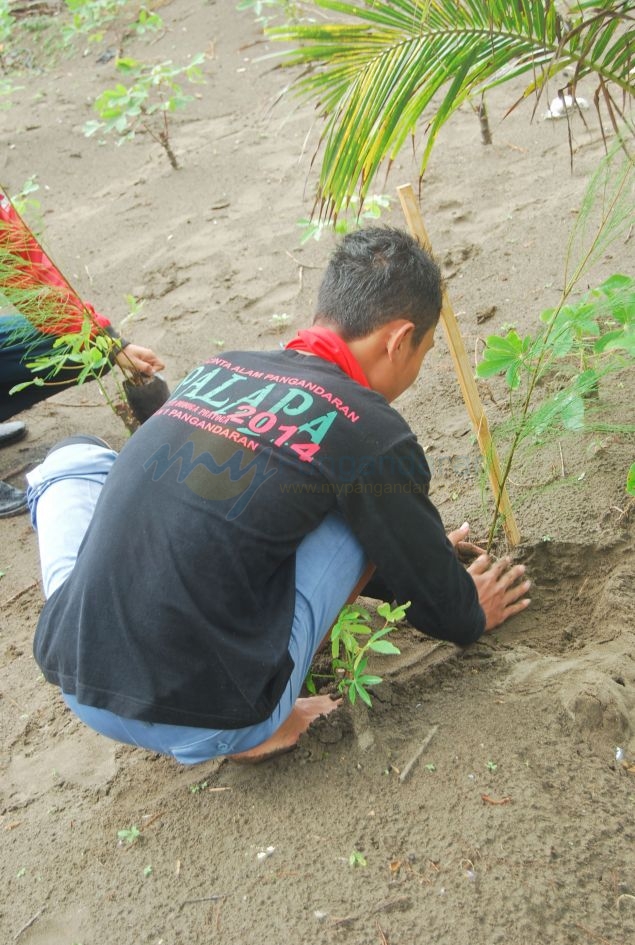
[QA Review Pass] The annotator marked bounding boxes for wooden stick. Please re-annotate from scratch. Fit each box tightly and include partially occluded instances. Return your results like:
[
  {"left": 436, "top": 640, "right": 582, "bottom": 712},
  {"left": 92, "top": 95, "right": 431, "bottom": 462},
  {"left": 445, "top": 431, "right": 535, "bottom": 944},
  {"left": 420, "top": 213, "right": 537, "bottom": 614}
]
[
  {"left": 397, "top": 184, "right": 520, "bottom": 547},
  {"left": 399, "top": 724, "right": 439, "bottom": 783}
]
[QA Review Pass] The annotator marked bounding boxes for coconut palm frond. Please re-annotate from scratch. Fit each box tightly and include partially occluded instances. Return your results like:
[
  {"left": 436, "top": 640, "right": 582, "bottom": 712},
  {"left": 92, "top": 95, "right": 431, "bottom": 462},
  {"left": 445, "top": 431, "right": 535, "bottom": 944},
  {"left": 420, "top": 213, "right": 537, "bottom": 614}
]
[{"left": 268, "top": 0, "right": 635, "bottom": 216}]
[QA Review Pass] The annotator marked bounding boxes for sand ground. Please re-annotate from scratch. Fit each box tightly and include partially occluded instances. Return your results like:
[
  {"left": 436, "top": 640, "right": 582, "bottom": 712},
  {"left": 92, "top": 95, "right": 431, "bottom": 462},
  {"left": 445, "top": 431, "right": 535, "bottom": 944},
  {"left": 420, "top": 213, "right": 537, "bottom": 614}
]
[{"left": 1, "top": 3, "right": 634, "bottom": 944}]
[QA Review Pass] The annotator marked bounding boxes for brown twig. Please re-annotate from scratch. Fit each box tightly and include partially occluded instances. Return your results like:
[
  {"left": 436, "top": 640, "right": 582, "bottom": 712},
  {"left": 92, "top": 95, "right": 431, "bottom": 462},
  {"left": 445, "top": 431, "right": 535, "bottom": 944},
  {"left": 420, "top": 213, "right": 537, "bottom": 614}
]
[
  {"left": 181, "top": 895, "right": 226, "bottom": 908},
  {"left": 0, "top": 461, "right": 36, "bottom": 480},
  {"left": 285, "top": 249, "right": 320, "bottom": 269},
  {"left": 575, "top": 576, "right": 590, "bottom": 600},
  {"left": 574, "top": 923, "right": 614, "bottom": 945},
  {"left": 558, "top": 443, "right": 566, "bottom": 477},
  {"left": 376, "top": 918, "right": 389, "bottom": 945},
  {"left": 39, "top": 400, "right": 101, "bottom": 407},
  {"left": 214, "top": 897, "right": 224, "bottom": 933},
  {"left": 399, "top": 725, "right": 439, "bottom": 783},
  {"left": 141, "top": 810, "right": 167, "bottom": 830},
  {"left": 2, "top": 581, "right": 39, "bottom": 607},
  {"left": 14, "top": 907, "right": 46, "bottom": 941}
]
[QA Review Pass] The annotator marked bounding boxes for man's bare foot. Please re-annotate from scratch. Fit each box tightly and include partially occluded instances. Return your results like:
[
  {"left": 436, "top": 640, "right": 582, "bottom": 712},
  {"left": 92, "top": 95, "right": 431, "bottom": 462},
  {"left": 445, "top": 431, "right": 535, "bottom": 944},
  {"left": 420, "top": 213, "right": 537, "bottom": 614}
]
[{"left": 230, "top": 695, "right": 342, "bottom": 764}]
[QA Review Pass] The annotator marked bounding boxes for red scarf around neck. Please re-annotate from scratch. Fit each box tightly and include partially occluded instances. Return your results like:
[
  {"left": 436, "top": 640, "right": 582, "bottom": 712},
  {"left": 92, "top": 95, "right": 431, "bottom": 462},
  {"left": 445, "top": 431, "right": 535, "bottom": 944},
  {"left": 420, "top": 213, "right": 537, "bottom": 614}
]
[{"left": 285, "top": 326, "right": 370, "bottom": 388}]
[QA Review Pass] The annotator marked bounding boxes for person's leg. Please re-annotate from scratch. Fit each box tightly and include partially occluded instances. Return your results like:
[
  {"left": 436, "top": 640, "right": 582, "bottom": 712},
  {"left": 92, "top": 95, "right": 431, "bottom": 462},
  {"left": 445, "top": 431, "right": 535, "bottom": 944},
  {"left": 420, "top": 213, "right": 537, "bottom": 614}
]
[
  {"left": 164, "top": 512, "right": 372, "bottom": 764},
  {"left": 229, "top": 527, "right": 374, "bottom": 762},
  {"left": 26, "top": 437, "right": 117, "bottom": 598},
  {"left": 54, "top": 514, "right": 372, "bottom": 765},
  {"left": 53, "top": 511, "right": 371, "bottom": 765}
]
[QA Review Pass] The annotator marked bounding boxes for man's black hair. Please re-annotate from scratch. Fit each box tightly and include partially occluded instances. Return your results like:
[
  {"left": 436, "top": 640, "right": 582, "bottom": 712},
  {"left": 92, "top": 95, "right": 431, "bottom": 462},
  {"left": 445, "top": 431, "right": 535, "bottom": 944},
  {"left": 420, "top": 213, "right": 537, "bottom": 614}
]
[{"left": 315, "top": 226, "right": 442, "bottom": 344}]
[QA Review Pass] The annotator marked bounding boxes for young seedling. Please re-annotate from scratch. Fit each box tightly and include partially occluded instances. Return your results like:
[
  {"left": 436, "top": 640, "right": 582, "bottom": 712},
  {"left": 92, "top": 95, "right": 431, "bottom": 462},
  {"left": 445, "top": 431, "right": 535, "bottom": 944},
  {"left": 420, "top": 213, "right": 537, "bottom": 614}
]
[
  {"left": 297, "top": 194, "right": 392, "bottom": 244},
  {"left": 62, "top": 0, "right": 162, "bottom": 50},
  {"left": 330, "top": 600, "right": 409, "bottom": 707},
  {"left": 117, "top": 824, "right": 141, "bottom": 845},
  {"left": 236, "top": 0, "right": 298, "bottom": 29},
  {"left": 476, "top": 145, "right": 634, "bottom": 547},
  {"left": 84, "top": 55, "right": 206, "bottom": 169},
  {"left": 10, "top": 176, "right": 42, "bottom": 231},
  {"left": 348, "top": 850, "right": 367, "bottom": 868},
  {"left": 269, "top": 313, "right": 291, "bottom": 331}
]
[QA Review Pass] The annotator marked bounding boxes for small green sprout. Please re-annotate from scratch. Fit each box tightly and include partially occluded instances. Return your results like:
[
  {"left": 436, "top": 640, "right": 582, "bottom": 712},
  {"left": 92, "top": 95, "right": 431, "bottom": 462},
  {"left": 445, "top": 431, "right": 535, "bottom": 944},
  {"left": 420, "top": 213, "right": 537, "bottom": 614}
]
[
  {"left": 117, "top": 824, "right": 141, "bottom": 845},
  {"left": 143, "top": 865, "right": 153, "bottom": 877},
  {"left": 486, "top": 760, "right": 498, "bottom": 772},
  {"left": 297, "top": 194, "right": 391, "bottom": 244},
  {"left": 270, "top": 313, "right": 291, "bottom": 330},
  {"left": 349, "top": 851, "right": 367, "bottom": 868}
]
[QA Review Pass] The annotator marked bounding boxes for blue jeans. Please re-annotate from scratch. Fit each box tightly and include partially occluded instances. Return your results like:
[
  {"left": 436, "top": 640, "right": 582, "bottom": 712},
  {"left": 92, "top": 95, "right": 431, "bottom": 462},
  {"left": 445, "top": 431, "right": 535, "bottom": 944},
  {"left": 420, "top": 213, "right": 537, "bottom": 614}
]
[{"left": 27, "top": 442, "right": 367, "bottom": 764}]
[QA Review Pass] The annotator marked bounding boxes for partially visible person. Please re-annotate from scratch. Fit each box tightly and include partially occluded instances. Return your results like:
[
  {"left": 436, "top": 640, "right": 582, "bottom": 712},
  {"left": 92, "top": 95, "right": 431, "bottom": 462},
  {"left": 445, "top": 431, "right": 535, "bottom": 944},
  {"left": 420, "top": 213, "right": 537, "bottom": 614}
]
[
  {"left": 0, "top": 310, "right": 164, "bottom": 516},
  {"left": 0, "top": 187, "right": 165, "bottom": 516},
  {"left": 26, "top": 226, "right": 530, "bottom": 766}
]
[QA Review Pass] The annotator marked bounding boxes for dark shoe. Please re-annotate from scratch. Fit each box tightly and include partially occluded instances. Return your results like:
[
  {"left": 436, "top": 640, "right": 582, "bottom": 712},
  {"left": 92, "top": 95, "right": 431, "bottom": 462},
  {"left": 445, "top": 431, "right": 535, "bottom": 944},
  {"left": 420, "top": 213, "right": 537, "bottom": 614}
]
[
  {"left": 0, "top": 480, "right": 28, "bottom": 517},
  {"left": 0, "top": 421, "right": 27, "bottom": 447}
]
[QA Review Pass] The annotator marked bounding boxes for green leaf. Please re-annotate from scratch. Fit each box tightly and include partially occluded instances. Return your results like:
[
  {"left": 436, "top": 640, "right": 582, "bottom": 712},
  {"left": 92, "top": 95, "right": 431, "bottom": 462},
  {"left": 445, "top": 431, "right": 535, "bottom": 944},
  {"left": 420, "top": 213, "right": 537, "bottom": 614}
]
[
  {"left": 83, "top": 119, "right": 104, "bottom": 137},
  {"left": 560, "top": 393, "right": 586, "bottom": 431},
  {"left": 368, "top": 639, "right": 401, "bottom": 655},
  {"left": 377, "top": 599, "right": 410, "bottom": 622},
  {"left": 355, "top": 681, "right": 373, "bottom": 707},
  {"left": 116, "top": 57, "right": 140, "bottom": 73},
  {"left": 477, "top": 330, "right": 531, "bottom": 388},
  {"left": 595, "top": 329, "right": 635, "bottom": 356},
  {"left": 627, "top": 463, "right": 635, "bottom": 497},
  {"left": 598, "top": 273, "right": 632, "bottom": 293}
]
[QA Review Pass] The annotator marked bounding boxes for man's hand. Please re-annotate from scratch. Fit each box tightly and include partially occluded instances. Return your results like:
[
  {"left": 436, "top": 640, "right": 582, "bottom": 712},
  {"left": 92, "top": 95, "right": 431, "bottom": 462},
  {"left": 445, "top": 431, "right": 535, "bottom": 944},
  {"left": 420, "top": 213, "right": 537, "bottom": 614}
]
[
  {"left": 115, "top": 344, "right": 165, "bottom": 376},
  {"left": 447, "top": 521, "right": 485, "bottom": 563},
  {"left": 467, "top": 554, "right": 531, "bottom": 631}
]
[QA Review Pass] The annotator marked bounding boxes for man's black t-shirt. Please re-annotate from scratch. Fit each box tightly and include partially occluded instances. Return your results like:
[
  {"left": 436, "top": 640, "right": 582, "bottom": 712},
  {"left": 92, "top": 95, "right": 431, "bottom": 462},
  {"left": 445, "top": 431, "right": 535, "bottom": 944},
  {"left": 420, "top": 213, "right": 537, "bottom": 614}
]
[{"left": 34, "top": 349, "right": 485, "bottom": 728}]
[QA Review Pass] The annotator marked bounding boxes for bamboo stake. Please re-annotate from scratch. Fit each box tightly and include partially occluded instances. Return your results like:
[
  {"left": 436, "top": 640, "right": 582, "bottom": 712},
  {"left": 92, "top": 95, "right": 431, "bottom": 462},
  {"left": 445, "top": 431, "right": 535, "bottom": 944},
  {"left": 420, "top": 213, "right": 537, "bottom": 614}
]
[{"left": 397, "top": 183, "right": 520, "bottom": 547}]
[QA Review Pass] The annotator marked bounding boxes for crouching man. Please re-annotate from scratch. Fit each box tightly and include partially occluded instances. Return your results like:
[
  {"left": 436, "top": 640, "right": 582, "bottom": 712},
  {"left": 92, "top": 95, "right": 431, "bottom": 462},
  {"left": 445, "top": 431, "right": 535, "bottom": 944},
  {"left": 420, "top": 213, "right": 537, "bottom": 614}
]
[{"left": 27, "top": 227, "right": 530, "bottom": 765}]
